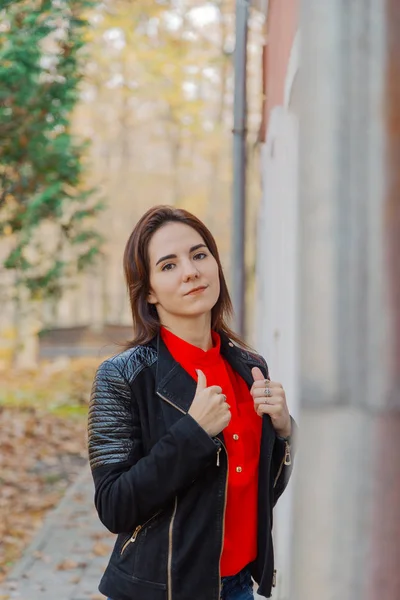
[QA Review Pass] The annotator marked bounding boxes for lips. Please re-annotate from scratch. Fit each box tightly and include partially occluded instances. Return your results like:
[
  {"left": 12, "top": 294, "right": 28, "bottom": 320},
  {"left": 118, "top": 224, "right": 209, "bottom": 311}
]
[{"left": 185, "top": 286, "right": 207, "bottom": 296}]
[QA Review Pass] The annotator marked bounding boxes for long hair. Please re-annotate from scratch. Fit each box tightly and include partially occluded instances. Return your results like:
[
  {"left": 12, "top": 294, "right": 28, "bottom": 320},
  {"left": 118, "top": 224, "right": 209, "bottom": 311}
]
[{"left": 123, "top": 205, "right": 247, "bottom": 348}]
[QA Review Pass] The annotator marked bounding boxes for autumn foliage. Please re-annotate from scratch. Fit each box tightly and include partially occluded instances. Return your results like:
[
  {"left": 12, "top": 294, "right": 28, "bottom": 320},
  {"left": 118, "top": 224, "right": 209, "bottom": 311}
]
[{"left": 0, "top": 358, "right": 99, "bottom": 582}]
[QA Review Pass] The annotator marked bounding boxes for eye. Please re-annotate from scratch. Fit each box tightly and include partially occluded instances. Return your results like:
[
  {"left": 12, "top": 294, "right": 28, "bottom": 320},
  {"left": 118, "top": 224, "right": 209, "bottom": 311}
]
[
  {"left": 193, "top": 252, "right": 207, "bottom": 260},
  {"left": 161, "top": 262, "right": 175, "bottom": 271}
]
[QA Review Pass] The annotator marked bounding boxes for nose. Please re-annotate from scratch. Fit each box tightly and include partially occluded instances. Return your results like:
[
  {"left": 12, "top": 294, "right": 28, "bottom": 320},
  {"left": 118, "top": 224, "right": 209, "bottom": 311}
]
[{"left": 182, "top": 259, "right": 199, "bottom": 282}]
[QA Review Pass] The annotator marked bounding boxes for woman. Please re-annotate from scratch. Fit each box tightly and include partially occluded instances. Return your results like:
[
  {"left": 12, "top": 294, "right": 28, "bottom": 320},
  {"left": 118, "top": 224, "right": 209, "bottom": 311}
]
[{"left": 88, "top": 205, "right": 295, "bottom": 600}]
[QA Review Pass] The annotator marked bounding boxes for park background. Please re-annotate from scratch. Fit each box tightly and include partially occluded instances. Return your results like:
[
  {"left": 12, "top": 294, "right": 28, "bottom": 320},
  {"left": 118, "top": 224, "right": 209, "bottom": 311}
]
[{"left": 1, "top": 1, "right": 400, "bottom": 599}]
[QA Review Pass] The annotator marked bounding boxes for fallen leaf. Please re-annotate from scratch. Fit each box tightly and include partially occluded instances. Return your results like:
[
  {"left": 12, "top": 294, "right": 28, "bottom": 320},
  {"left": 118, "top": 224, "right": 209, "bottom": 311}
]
[
  {"left": 56, "top": 559, "right": 79, "bottom": 571},
  {"left": 0, "top": 404, "right": 87, "bottom": 583},
  {"left": 92, "top": 542, "right": 110, "bottom": 557}
]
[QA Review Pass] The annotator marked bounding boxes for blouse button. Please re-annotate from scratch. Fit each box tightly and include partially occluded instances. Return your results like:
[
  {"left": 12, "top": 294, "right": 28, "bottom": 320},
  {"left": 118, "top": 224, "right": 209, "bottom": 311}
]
[
  {"left": 236, "top": 466, "right": 242, "bottom": 473},
  {"left": 233, "top": 434, "right": 239, "bottom": 441}
]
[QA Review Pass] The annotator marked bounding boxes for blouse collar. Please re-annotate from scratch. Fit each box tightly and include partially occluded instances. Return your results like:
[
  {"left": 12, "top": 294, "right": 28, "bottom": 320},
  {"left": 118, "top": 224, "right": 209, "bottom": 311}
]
[{"left": 160, "top": 326, "right": 221, "bottom": 367}]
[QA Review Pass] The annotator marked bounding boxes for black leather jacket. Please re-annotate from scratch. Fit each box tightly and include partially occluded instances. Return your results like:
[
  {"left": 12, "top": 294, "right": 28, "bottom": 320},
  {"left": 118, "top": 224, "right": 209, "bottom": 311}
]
[{"left": 88, "top": 332, "right": 295, "bottom": 600}]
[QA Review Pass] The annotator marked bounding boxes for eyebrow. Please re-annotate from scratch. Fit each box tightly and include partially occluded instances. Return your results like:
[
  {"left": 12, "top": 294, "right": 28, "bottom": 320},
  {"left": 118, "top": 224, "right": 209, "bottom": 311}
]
[{"left": 155, "top": 243, "right": 207, "bottom": 266}]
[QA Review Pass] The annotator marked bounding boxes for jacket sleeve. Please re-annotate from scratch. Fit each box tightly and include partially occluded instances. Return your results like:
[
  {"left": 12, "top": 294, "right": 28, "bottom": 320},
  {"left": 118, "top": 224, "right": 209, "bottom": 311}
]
[
  {"left": 88, "top": 359, "right": 219, "bottom": 534},
  {"left": 255, "top": 354, "right": 297, "bottom": 505},
  {"left": 272, "top": 415, "right": 297, "bottom": 505}
]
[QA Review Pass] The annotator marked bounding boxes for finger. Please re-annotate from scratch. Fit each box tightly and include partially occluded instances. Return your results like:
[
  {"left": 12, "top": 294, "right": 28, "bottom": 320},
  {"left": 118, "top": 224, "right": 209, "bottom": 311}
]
[
  {"left": 195, "top": 369, "right": 207, "bottom": 392},
  {"left": 266, "top": 381, "right": 283, "bottom": 390},
  {"left": 253, "top": 395, "right": 282, "bottom": 406},
  {"left": 251, "top": 387, "right": 272, "bottom": 398},
  {"left": 251, "top": 366, "right": 266, "bottom": 382},
  {"left": 256, "top": 403, "right": 281, "bottom": 417},
  {"left": 252, "top": 386, "right": 284, "bottom": 400},
  {"left": 218, "top": 393, "right": 230, "bottom": 408},
  {"left": 252, "top": 379, "right": 281, "bottom": 390},
  {"left": 208, "top": 385, "right": 223, "bottom": 395}
]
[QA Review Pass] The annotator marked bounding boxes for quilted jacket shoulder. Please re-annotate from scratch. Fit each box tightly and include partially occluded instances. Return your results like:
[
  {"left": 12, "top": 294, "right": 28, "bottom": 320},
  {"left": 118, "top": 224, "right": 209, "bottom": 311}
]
[
  {"left": 88, "top": 345, "right": 157, "bottom": 470},
  {"left": 105, "top": 344, "right": 157, "bottom": 381}
]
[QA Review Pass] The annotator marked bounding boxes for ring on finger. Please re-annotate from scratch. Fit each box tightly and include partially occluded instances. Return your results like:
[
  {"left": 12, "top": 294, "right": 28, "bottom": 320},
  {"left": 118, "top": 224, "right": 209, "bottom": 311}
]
[
  {"left": 221, "top": 394, "right": 230, "bottom": 408},
  {"left": 264, "top": 387, "right": 272, "bottom": 397}
]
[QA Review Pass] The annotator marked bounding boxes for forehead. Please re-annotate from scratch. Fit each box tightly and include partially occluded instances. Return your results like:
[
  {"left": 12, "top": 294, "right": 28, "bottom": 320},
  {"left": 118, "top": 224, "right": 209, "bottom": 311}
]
[{"left": 148, "top": 222, "right": 205, "bottom": 259}]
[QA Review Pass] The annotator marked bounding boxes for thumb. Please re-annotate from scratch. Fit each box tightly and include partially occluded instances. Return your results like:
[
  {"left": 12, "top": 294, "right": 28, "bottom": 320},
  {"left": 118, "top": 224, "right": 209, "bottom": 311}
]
[
  {"left": 251, "top": 366, "right": 266, "bottom": 382},
  {"left": 195, "top": 369, "right": 207, "bottom": 393}
]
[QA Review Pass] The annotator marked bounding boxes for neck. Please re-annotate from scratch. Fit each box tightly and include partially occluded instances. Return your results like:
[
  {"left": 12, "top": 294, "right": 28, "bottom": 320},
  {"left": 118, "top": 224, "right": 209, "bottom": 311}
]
[{"left": 160, "top": 313, "right": 213, "bottom": 351}]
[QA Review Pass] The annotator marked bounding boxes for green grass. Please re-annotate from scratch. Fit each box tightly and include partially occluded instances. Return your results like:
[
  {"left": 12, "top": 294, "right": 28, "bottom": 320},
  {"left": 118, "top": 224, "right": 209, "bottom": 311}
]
[
  {"left": 0, "top": 358, "right": 98, "bottom": 422},
  {"left": 50, "top": 404, "right": 87, "bottom": 418},
  {"left": 0, "top": 391, "right": 87, "bottom": 419}
]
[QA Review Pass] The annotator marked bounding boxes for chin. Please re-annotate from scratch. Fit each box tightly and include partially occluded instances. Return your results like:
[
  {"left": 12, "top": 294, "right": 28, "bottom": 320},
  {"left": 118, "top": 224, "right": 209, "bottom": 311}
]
[
  {"left": 168, "top": 300, "right": 215, "bottom": 319},
  {"left": 187, "top": 299, "right": 218, "bottom": 317}
]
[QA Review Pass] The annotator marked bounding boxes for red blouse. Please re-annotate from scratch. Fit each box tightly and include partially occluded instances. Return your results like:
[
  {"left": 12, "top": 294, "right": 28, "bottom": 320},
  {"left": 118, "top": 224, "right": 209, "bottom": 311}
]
[{"left": 161, "top": 327, "right": 262, "bottom": 577}]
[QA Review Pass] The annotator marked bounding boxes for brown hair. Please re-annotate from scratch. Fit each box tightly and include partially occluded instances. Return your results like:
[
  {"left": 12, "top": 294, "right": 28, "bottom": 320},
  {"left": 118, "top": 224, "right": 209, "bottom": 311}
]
[{"left": 123, "top": 205, "right": 247, "bottom": 349}]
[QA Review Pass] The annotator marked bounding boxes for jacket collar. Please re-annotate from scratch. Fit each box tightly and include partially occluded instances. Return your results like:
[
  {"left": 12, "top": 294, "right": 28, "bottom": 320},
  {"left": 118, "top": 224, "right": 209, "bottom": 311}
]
[{"left": 148, "top": 331, "right": 266, "bottom": 415}]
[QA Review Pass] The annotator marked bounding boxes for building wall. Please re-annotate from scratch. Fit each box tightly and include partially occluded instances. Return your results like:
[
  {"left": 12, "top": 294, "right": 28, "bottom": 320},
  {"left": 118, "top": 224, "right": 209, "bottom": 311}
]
[
  {"left": 254, "top": 1, "right": 299, "bottom": 598},
  {"left": 291, "top": 2, "right": 389, "bottom": 598},
  {"left": 264, "top": 0, "right": 298, "bottom": 125}
]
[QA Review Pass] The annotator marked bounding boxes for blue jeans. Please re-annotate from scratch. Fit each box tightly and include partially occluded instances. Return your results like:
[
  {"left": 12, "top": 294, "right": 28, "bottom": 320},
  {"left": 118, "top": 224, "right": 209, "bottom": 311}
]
[
  {"left": 220, "top": 566, "right": 254, "bottom": 600},
  {"left": 107, "top": 566, "right": 254, "bottom": 600}
]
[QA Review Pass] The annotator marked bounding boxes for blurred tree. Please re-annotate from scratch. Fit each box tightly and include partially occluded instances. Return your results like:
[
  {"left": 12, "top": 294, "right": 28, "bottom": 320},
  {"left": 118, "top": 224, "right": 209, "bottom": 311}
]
[
  {"left": 83, "top": 0, "right": 234, "bottom": 207},
  {"left": 0, "top": 0, "right": 104, "bottom": 303}
]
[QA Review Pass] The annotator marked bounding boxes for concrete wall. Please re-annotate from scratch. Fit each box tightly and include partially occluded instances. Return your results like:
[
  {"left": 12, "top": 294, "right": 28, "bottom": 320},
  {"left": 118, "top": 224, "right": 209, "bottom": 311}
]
[
  {"left": 263, "top": 0, "right": 298, "bottom": 128},
  {"left": 291, "top": 1, "right": 392, "bottom": 598},
  {"left": 254, "top": 1, "right": 299, "bottom": 597}
]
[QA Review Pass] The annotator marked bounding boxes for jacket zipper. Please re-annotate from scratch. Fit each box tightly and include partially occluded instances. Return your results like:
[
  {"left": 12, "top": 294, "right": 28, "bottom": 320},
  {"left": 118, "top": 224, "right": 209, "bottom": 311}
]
[
  {"left": 120, "top": 511, "right": 162, "bottom": 556},
  {"left": 157, "top": 391, "right": 229, "bottom": 598},
  {"left": 273, "top": 441, "right": 292, "bottom": 489},
  {"left": 157, "top": 391, "right": 186, "bottom": 414},
  {"left": 158, "top": 392, "right": 222, "bottom": 469},
  {"left": 168, "top": 497, "right": 178, "bottom": 600},
  {"left": 217, "top": 440, "right": 228, "bottom": 599}
]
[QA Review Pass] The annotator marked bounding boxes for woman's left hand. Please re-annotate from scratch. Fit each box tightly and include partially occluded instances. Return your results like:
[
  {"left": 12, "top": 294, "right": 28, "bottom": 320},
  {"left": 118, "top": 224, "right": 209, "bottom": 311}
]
[{"left": 251, "top": 367, "right": 291, "bottom": 438}]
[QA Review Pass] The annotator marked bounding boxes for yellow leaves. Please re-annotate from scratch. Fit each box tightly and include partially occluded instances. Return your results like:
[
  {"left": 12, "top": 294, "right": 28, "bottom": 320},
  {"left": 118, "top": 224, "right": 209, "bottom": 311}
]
[
  {"left": 73, "top": 0, "right": 239, "bottom": 237},
  {"left": 0, "top": 327, "right": 16, "bottom": 340},
  {"left": 91, "top": 541, "right": 110, "bottom": 557},
  {"left": 0, "top": 405, "right": 88, "bottom": 582},
  {"left": 0, "top": 356, "right": 99, "bottom": 412},
  {"left": 56, "top": 559, "right": 80, "bottom": 571}
]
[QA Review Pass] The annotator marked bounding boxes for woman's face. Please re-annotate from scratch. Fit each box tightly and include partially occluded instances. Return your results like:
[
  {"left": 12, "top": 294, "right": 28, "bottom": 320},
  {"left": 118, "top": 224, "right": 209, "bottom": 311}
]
[{"left": 147, "top": 222, "right": 220, "bottom": 322}]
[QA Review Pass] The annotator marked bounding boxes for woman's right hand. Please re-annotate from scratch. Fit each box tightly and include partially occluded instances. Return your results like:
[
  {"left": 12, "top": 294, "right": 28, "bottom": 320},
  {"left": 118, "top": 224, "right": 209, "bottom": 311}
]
[{"left": 188, "top": 370, "right": 231, "bottom": 437}]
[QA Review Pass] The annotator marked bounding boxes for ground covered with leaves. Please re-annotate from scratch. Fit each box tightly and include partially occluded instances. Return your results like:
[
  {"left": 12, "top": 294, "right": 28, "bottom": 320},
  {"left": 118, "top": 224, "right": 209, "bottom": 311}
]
[{"left": 0, "top": 358, "right": 100, "bottom": 582}]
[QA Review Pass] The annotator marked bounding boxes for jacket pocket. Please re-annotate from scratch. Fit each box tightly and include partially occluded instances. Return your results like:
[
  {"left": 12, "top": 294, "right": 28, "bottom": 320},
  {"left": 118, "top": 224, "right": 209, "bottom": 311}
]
[
  {"left": 132, "top": 576, "right": 167, "bottom": 591},
  {"left": 102, "top": 562, "right": 167, "bottom": 600},
  {"left": 120, "top": 510, "right": 162, "bottom": 557},
  {"left": 115, "top": 509, "right": 168, "bottom": 587}
]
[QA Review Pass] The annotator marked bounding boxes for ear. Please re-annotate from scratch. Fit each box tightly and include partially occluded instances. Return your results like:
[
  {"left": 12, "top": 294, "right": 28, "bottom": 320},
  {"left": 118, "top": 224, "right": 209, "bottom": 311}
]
[{"left": 147, "top": 289, "right": 158, "bottom": 305}]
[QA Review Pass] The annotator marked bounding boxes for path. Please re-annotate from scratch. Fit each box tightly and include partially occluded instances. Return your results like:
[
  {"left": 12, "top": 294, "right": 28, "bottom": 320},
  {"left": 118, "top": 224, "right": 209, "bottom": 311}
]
[{"left": 0, "top": 465, "right": 263, "bottom": 600}]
